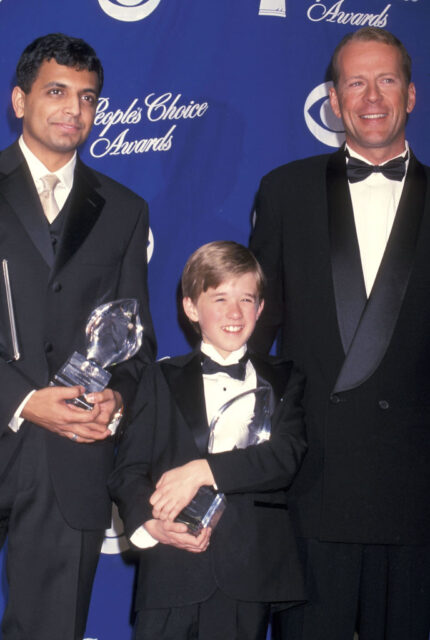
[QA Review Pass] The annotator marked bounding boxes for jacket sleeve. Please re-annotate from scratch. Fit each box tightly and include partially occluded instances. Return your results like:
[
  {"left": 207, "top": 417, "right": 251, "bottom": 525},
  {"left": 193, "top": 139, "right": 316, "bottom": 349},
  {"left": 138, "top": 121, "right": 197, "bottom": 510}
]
[
  {"left": 207, "top": 366, "right": 307, "bottom": 494},
  {"left": 108, "top": 365, "right": 157, "bottom": 538},
  {"left": 249, "top": 174, "right": 285, "bottom": 354},
  {"left": 107, "top": 200, "right": 157, "bottom": 414}
]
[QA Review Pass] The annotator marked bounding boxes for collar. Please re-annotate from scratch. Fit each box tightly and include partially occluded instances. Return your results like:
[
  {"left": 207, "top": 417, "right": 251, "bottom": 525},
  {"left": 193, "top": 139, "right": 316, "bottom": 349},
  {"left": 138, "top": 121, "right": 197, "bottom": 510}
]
[
  {"left": 200, "top": 342, "right": 247, "bottom": 365},
  {"left": 18, "top": 135, "right": 76, "bottom": 193},
  {"left": 345, "top": 141, "right": 410, "bottom": 171}
]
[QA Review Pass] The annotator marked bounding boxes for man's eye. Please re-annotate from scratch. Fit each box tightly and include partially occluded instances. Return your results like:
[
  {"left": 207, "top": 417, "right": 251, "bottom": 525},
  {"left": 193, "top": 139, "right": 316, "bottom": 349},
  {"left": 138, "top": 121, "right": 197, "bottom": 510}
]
[
  {"left": 82, "top": 95, "right": 96, "bottom": 105},
  {"left": 48, "top": 88, "right": 62, "bottom": 95}
]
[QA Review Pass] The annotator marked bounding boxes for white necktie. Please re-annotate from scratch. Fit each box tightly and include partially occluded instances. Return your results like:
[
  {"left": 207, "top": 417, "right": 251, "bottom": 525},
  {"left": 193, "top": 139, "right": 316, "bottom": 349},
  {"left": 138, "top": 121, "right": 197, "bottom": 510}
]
[{"left": 40, "top": 174, "right": 60, "bottom": 223}]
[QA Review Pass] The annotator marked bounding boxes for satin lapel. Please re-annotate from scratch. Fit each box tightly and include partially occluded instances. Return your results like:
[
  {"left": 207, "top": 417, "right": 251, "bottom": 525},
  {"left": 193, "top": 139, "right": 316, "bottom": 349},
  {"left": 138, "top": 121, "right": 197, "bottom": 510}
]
[
  {"left": 328, "top": 147, "right": 367, "bottom": 354},
  {"left": 160, "top": 352, "right": 209, "bottom": 456},
  {"left": 0, "top": 144, "right": 54, "bottom": 267},
  {"left": 51, "top": 160, "right": 104, "bottom": 277},
  {"left": 249, "top": 353, "right": 289, "bottom": 401},
  {"left": 333, "top": 154, "right": 426, "bottom": 393}
]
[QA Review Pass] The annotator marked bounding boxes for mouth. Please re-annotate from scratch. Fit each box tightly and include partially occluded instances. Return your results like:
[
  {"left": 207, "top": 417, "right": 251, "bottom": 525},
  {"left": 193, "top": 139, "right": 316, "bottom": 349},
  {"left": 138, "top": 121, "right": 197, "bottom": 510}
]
[
  {"left": 360, "top": 113, "right": 387, "bottom": 120},
  {"left": 222, "top": 325, "right": 243, "bottom": 333},
  {"left": 52, "top": 121, "right": 82, "bottom": 132}
]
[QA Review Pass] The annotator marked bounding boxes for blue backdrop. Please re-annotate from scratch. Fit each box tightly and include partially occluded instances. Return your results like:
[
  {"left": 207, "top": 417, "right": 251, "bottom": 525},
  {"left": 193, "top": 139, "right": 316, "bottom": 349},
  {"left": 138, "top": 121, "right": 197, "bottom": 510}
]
[{"left": 0, "top": 1, "right": 429, "bottom": 638}]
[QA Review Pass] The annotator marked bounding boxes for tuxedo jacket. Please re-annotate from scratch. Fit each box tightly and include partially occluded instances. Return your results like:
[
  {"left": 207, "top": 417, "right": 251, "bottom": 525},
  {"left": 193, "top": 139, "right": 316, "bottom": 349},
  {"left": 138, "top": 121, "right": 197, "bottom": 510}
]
[
  {"left": 0, "top": 141, "right": 156, "bottom": 530},
  {"left": 250, "top": 146, "right": 430, "bottom": 545},
  {"left": 109, "top": 351, "right": 307, "bottom": 610}
]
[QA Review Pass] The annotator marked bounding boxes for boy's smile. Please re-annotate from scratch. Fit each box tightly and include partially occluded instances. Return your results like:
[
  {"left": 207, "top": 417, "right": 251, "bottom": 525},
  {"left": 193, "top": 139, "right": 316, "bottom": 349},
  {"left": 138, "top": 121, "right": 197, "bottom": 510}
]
[{"left": 183, "top": 272, "right": 264, "bottom": 359}]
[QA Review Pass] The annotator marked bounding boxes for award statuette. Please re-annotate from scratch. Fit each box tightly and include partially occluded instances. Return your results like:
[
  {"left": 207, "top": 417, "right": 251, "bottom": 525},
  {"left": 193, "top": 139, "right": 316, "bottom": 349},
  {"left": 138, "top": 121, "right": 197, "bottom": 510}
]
[
  {"left": 175, "top": 385, "right": 273, "bottom": 536},
  {"left": 52, "top": 298, "right": 143, "bottom": 409}
]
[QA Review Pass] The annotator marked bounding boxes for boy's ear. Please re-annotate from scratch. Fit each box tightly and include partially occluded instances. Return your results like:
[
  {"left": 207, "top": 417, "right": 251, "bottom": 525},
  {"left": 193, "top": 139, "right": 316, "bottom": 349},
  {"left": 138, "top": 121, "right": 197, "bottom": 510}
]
[
  {"left": 256, "top": 299, "right": 264, "bottom": 320},
  {"left": 183, "top": 297, "right": 199, "bottom": 323}
]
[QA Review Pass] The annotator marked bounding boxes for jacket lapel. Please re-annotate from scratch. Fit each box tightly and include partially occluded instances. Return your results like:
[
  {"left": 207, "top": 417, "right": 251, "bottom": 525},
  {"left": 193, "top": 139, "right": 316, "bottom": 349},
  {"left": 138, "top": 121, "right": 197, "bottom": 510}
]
[
  {"left": 249, "top": 353, "right": 289, "bottom": 401},
  {"left": 333, "top": 152, "right": 426, "bottom": 392},
  {"left": 328, "top": 147, "right": 367, "bottom": 354},
  {"left": 51, "top": 159, "right": 105, "bottom": 277},
  {"left": 160, "top": 351, "right": 209, "bottom": 456},
  {"left": 0, "top": 143, "right": 54, "bottom": 267}
]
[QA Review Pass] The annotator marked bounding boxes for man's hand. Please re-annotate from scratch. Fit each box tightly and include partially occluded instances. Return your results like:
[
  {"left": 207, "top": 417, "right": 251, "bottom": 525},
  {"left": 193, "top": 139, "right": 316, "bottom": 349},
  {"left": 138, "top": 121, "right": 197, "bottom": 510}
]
[
  {"left": 85, "top": 388, "right": 123, "bottom": 429},
  {"left": 21, "top": 386, "right": 112, "bottom": 443},
  {"left": 144, "top": 518, "right": 211, "bottom": 553},
  {"left": 150, "top": 460, "right": 215, "bottom": 521}
]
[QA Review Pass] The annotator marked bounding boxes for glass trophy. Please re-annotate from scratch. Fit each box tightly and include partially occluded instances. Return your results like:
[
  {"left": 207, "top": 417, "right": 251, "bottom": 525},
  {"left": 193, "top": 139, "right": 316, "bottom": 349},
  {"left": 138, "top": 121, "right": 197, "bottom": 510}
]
[
  {"left": 175, "top": 385, "right": 273, "bottom": 536},
  {"left": 52, "top": 298, "right": 143, "bottom": 409}
]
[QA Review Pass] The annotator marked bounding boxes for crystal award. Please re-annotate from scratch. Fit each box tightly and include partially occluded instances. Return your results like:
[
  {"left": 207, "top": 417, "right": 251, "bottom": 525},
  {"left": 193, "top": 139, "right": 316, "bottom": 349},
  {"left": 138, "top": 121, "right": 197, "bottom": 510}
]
[
  {"left": 175, "top": 385, "right": 273, "bottom": 536},
  {"left": 52, "top": 298, "right": 143, "bottom": 409}
]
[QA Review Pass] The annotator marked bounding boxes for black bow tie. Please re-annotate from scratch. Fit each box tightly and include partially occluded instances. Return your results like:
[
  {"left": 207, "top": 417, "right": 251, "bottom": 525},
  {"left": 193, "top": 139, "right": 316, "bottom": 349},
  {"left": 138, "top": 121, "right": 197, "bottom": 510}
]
[
  {"left": 201, "top": 353, "right": 248, "bottom": 381},
  {"left": 346, "top": 152, "right": 408, "bottom": 183}
]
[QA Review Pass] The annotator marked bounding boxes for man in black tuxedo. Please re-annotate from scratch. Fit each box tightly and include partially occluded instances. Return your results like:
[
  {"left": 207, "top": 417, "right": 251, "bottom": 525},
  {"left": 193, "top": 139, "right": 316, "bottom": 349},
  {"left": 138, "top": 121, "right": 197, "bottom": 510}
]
[
  {"left": 0, "top": 33, "right": 156, "bottom": 640},
  {"left": 250, "top": 27, "right": 430, "bottom": 640}
]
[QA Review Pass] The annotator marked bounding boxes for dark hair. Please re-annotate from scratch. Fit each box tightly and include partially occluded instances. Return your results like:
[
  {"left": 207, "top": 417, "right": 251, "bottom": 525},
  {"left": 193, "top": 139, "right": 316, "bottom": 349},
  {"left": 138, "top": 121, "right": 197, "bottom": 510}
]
[
  {"left": 16, "top": 33, "right": 104, "bottom": 94},
  {"left": 182, "top": 241, "right": 265, "bottom": 334},
  {"left": 330, "top": 27, "right": 411, "bottom": 87}
]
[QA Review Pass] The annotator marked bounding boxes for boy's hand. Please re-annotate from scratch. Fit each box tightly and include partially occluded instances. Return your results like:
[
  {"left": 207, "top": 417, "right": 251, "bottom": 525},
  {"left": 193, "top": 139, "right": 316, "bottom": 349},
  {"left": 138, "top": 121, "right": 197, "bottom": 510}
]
[
  {"left": 150, "top": 460, "right": 215, "bottom": 521},
  {"left": 144, "top": 519, "right": 211, "bottom": 553}
]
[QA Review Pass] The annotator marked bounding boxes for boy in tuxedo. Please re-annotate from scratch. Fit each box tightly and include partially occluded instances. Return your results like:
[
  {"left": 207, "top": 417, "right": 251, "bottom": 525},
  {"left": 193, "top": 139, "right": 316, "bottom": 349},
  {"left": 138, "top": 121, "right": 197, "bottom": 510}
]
[{"left": 109, "top": 241, "right": 307, "bottom": 640}]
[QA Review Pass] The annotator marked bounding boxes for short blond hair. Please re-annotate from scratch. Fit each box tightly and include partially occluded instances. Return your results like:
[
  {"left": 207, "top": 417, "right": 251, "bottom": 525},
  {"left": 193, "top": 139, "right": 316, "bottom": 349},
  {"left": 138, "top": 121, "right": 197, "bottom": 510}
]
[{"left": 181, "top": 241, "right": 264, "bottom": 333}]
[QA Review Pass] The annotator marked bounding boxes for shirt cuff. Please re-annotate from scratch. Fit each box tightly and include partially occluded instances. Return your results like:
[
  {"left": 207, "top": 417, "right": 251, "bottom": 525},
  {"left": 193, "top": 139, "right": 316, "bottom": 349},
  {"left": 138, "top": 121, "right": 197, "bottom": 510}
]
[
  {"left": 130, "top": 524, "right": 159, "bottom": 549},
  {"left": 9, "top": 390, "right": 36, "bottom": 432}
]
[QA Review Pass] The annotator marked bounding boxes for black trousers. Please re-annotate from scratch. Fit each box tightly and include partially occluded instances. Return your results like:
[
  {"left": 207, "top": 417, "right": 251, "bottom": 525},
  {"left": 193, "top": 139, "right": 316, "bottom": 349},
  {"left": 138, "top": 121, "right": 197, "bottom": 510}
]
[
  {"left": 0, "top": 428, "right": 104, "bottom": 640},
  {"left": 272, "top": 537, "right": 430, "bottom": 640},
  {"left": 134, "top": 588, "right": 271, "bottom": 640}
]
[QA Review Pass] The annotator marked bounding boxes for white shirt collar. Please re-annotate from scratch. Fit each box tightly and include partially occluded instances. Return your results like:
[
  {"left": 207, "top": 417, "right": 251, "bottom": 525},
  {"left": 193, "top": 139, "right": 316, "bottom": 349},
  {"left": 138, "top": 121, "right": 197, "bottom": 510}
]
[
  {"left": 345, "top": 141, "right": 410, "bottom": 168},
  {"left": 200, "top": 342, "right": 247, "bottom": 365},
  {"left": 18, "top": 135, "right": 76, "bottom": 193}
]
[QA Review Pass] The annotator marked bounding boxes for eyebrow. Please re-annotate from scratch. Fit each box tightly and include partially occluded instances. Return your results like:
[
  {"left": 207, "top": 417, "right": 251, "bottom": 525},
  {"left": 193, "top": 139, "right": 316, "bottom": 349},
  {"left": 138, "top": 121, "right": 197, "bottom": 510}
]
[
  {"left": 208, "top": 291, "right": 257, "bottom": 299},
  {"left": 42, "top": 81, "right": 98, "bottom": 95}
]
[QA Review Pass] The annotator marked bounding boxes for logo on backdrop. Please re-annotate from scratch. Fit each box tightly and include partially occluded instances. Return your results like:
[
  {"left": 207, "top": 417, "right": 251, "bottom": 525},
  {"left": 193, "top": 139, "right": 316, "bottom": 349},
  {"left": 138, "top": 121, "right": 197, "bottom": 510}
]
[
  {"left": 304, "top": 81, "right": 345, "bottom": 148},
  {"left": 307, "top": 1, "right": 391, "bottom": 26},
  {"left": 98, "top": 0, "right": 161, "bottom": 22},
  {"left": 101, "top": 503, "right": 130, "bottom": 555},
  {"left": 258, "top": 0, "right": 286, "bottom": 17},
  {"left": 90, "top": 94, "right": 209, "bottom": 159}
]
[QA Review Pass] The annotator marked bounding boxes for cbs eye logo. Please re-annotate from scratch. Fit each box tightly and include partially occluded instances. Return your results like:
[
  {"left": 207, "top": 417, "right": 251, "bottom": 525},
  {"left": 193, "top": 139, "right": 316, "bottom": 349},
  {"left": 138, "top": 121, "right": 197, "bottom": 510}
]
[
  {"left": 98, "top": 0, "right": 162, "bottom": 22},
  {"left": 304, "top": 81, "right": 345, "bottom": 148}
]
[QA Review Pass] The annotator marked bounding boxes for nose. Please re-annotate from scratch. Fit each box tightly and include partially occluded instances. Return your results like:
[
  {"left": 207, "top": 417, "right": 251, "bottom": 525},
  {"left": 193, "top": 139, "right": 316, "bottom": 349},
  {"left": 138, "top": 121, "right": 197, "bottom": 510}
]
[
  {"left": 63, "top": 93, "right": 81, "bottom": 116},
  {"left": 226, "top": 301, "right": 242, "bottom": 318},
  {"left": 364, "top": 81, "right": 382, "bottom": 103}
]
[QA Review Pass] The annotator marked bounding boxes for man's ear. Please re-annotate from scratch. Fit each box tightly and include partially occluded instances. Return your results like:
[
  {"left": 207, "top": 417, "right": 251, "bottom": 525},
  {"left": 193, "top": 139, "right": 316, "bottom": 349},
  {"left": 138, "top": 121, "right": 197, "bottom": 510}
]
[
  {"left": 406, "top": 82, "right": 416, "bottom": 115},
  {"left": 11, "top": 86, "right": 25, "bottom": 119},
  {"left": 183, "top": 297, "right": 199, "bottom": 323},
  {"left": 329, "top": 86, "right": 342, "bottom": 119}
]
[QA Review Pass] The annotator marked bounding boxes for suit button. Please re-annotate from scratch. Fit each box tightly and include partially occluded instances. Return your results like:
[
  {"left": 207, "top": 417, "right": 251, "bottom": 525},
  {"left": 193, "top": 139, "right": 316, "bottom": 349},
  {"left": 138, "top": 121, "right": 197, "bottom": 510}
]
[
  {"left": 378, "top": 400, "right": 390, "bottom": 410},
  {"left": 52, "top": 282, "right": 62, "bottom": 292},
  {"left": 44, "top": 342, "right": 53, "bottom": 353},
  {"left": 330, "top": 394, "right": 340, "bottom": 404}
]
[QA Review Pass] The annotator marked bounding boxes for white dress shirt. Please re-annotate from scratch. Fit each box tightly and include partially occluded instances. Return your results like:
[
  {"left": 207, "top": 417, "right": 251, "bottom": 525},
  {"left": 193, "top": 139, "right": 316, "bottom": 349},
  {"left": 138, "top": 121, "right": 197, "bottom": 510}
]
[
  {"left": 346, "top": 142, "right": 409, "bottom": 296},
  {"left": 18, "top": 135, "right": 76, "bottom": 214}
]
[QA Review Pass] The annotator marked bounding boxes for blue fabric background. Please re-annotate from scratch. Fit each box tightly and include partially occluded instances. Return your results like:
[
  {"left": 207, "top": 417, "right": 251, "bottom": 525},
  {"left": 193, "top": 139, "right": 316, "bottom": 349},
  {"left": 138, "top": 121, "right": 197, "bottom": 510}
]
[{"left": 0, "top": 1, "right": 429, "bottom": 637}]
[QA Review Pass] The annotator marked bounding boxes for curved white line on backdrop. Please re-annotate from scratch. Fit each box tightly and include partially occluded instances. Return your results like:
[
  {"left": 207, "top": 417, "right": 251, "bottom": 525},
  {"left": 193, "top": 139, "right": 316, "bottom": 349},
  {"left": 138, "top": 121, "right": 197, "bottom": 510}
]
[{"left": 98, "top": 0, "right": 162, "bottom": 22}]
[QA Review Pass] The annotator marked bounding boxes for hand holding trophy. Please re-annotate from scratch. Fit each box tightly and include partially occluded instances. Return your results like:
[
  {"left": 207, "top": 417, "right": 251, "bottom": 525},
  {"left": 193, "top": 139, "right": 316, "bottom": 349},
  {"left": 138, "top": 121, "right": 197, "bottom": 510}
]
[{"left": 175, "top": 384, "right": 274, "bottom": 535}]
